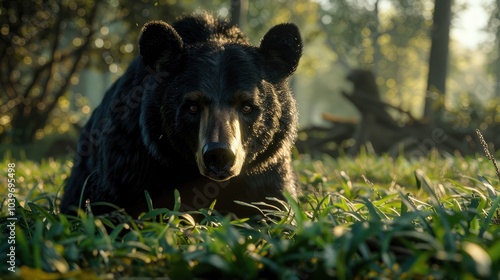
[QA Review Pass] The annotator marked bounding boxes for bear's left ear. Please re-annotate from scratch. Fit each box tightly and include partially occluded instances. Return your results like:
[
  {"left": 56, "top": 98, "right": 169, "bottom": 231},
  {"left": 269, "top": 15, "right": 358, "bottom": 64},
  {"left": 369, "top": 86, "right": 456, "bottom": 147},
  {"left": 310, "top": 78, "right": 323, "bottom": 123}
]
[
  {"left": 259, "top": 23, "right": 302, "bottom": 81},
  {"left": 139, "top": 20, "right": 184, "bottom": 70}
]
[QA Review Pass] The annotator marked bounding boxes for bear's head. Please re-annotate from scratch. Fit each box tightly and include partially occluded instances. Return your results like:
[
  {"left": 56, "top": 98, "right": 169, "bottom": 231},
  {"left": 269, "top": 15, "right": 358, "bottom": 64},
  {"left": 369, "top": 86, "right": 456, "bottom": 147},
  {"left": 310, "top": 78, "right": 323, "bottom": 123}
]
[{"left": 139, "top": 15, "right": 302, "bottom": 182}]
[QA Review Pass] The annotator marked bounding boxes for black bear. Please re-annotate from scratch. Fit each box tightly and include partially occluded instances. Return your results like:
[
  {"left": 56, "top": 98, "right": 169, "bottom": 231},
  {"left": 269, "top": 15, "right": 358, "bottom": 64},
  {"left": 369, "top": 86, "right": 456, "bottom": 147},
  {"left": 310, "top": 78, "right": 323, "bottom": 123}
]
[{"left": 60, "top": 13, "right": 302, "bottom": 218}]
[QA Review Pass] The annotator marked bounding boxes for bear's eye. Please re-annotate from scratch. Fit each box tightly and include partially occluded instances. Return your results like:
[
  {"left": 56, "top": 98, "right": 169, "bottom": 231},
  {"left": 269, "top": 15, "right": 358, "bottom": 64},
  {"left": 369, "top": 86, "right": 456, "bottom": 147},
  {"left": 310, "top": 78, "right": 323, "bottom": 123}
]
[
  {"left": 188, "top": 104, "right": 198, "bottom": 114},
  {"left": 241, "top": 104, "right": 253, "bottom": 114}
]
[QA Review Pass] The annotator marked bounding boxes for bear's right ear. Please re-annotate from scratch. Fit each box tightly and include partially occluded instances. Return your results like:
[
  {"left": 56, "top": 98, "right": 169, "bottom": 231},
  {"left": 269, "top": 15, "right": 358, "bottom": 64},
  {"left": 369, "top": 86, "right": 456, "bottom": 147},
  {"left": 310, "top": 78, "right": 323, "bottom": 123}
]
[
  {"left": 259, "top": 23, "right": 302, "bottom": 82},
  {"left": 139, "top": 20, "right": 184, "bottom": 69}
]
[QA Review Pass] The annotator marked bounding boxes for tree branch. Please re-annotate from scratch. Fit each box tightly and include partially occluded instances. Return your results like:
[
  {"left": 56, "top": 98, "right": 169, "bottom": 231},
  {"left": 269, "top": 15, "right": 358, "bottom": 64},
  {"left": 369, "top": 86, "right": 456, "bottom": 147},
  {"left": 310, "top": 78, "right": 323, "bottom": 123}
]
[
  {"left": 32, "top": 3, "right": 99, "bottom": 137},
  {"left": 38, "top": 9, "right": 65, "bottom": 102},
  {"left": 342, "top": 90, "right": 420, "bottom": 124},
  {"left": 4, "top": 55, "right": 19, "bottom": 101},
  {"left": 23, "top": 45, "right": 94, "bottom": 100}
]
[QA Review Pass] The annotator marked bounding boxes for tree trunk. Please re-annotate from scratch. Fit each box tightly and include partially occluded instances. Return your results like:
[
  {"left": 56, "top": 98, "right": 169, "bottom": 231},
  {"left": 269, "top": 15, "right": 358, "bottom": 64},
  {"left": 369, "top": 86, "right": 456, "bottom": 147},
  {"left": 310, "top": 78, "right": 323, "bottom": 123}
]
[
  {"left": 423, "top": 0, "right": 452, "bottom": 123},
  {"left": 495, "top": 0, "right": 500, "bottom": 97},
  {"left": 371, "top": 0, "right": 381, "bottom": 73},
  {"left": 230, "top": 0, "right": 248, "bottom": 31}
]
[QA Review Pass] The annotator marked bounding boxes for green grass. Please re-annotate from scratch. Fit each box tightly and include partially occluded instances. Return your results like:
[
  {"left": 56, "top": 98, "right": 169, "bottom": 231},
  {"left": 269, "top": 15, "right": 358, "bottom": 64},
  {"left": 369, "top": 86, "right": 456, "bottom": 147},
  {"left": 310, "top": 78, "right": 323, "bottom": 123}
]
[{"left": 1, "top": 151, "right": 499, "bottom": 279}]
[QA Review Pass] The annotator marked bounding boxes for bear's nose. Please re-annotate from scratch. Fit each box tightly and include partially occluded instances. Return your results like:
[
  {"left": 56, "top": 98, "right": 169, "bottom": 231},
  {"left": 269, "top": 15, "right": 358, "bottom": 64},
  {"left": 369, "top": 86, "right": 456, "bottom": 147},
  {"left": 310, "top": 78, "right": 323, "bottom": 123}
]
[{"left": 202, "top": 142, "right": 235, "bottom": 178}]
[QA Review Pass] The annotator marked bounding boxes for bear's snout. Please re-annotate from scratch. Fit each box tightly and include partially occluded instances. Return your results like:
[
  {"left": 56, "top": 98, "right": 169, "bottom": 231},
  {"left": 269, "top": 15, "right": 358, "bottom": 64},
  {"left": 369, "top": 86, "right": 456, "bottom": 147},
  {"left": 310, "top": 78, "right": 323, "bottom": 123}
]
[{"left": 202, "top": 142, "right": 235, "bottom": 180}]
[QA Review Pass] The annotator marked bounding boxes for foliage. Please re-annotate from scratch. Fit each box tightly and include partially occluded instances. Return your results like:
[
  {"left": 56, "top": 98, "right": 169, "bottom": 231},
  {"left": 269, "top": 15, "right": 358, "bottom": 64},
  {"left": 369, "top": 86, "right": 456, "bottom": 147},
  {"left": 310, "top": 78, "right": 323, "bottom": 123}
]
[
  {"left": 314, "top": 0, "right": 434, "bottom": 118},
  {"left": 1, "top": 153, "right": 499, "bottom": 278},
  {"left": 0, "top": 0, "right": 190, "bottom": 144},
  {"left": 0, "top": 0, "right": 99, "bottom": 143}
]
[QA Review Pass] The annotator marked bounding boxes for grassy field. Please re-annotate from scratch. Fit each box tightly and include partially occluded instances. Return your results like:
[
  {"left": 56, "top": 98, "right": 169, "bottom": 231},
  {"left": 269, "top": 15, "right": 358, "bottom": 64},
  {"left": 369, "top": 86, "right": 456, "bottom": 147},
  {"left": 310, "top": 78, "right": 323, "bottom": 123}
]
[{"left": 1, "top": 150, "right": 499, "bottom": 279}]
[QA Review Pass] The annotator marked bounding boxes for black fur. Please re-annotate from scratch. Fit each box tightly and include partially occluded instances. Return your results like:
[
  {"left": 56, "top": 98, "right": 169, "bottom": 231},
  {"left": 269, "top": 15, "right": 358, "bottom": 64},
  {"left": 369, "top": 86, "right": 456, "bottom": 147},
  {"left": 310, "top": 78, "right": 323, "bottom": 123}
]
[{"left": 60, "top": 13, "right": 302, "bottom": 217}]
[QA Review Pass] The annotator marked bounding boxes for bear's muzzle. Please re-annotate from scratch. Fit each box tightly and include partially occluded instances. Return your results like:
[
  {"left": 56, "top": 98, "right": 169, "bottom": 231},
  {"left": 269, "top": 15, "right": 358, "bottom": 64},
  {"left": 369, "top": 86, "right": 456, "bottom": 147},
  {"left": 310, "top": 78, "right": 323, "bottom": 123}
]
[{"left": 202, "top": 142, "right": 236, "bottom": 180}]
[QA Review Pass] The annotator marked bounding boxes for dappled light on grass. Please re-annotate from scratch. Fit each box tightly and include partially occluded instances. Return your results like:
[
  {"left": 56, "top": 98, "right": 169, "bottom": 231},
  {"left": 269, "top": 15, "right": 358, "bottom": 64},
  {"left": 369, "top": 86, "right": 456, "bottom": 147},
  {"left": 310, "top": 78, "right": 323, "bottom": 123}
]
[{"left": 1, "top": 154, "right": 500, "bottom": 278}]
